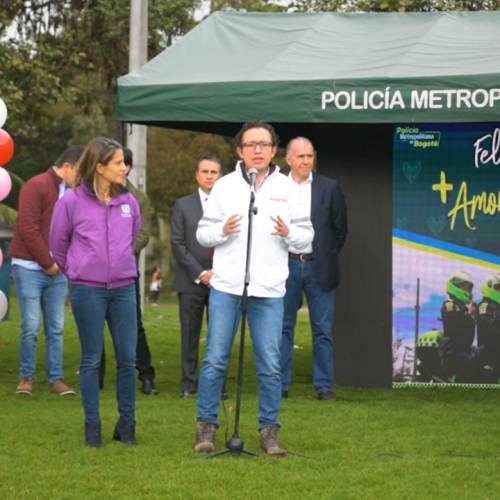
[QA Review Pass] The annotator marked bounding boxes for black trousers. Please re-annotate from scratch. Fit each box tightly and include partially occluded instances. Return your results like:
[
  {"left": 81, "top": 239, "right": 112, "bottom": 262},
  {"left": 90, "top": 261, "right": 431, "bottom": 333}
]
[
  {"left": 179, "top": 289, "right": 210, "bottom": 394},
  {"left": 99, "top": 276, "right": 155, "bottom": 384}
]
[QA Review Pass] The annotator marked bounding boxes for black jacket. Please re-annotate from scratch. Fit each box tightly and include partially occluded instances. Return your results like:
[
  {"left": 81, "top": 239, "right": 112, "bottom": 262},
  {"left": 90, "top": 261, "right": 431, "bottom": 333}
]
[
  {"left": 477, "top": 298, "right": 500, "bottom": 359},
  {"left": 310, "top": 173, "right": 348, "bottom": 291},
  {"left": 441, "top": 297, "right": 476, "bottom": 353},
  {"left": 171, "top": 191, "right": 212, "bottom": 294}
]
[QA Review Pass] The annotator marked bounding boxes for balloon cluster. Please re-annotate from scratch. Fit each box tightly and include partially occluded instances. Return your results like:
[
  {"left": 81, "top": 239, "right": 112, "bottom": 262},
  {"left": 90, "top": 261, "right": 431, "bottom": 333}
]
[{"left": 0, "top": 96, "right": 14, "bottom": 321}]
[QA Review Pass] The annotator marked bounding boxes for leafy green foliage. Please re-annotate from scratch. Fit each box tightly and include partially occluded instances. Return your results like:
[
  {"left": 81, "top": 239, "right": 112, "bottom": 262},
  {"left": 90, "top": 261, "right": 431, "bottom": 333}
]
[
  {"left": 289, "top": 0, "right": 500, "bottom": 12},
  {"left": 0, "top": 0, "right": 199, "bottom": 124},
  {"left": 147, "top": 127, "right": 238, "bottom": 221},
  {"left": 151, "top": 0, "right": 200, "bottom": 46},
  {"left": 0, "top": 203, "right": 17, "bottom": 223},
  {"left": 0, "top": 0, "right": 200, "bottom": 211},
  {"left": 211, "top": 0, "right": 285, "bottom": 12}
]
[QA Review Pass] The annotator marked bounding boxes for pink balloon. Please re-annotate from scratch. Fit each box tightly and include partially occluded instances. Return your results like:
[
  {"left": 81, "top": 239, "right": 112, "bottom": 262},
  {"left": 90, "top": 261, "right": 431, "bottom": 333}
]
[
  {"left": 0, "top": 248, "right": 3, "bottom": 268},
  {"left": 0, "top": 167, "right": 12, "bottom": 201}
]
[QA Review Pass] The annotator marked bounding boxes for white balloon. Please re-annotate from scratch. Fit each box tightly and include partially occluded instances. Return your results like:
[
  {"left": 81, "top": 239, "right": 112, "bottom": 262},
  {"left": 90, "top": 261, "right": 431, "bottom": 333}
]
[
  {"left": 0, "top": 290, "right": 8, "bottom": 321},
  {"left": 0, "top": 98, "right": 7, "bottom": 129}
]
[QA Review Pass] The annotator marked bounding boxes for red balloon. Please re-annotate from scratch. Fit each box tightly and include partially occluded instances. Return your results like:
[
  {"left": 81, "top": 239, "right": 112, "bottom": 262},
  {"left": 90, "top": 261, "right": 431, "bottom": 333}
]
[{"left": 0, "top": 129, "right": 14, "bottom": 166}]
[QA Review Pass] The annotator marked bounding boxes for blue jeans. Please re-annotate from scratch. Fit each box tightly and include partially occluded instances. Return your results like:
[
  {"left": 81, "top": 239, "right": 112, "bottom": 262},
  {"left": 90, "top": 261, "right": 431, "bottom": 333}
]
[
  {"left": 197, "top": 288, "right": 283, "bottom": 430},
  {"left": 13, "top": 265, "right": 67, "bottom": 384},
  {"left": 71, "top": 284, "right": 137, "bottom": 423},
  {"left": 280, "top": 259, "right": 335, "bottom": 393}
]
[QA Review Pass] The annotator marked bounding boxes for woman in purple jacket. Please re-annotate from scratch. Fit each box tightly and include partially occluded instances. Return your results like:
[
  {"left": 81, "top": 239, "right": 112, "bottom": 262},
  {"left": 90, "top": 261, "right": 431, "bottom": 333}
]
[{"left": 50, "top": 137, "right": 140, "bottom": 448}]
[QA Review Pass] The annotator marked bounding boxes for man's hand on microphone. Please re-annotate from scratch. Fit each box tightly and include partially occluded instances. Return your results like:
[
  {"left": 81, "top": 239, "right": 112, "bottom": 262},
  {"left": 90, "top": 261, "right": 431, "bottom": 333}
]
[
  {"left": 270, "top": 215, "right": 290, "bottom": 237},
  {"left": 223, "top": 214, "right": 243, "bottom": 235}
]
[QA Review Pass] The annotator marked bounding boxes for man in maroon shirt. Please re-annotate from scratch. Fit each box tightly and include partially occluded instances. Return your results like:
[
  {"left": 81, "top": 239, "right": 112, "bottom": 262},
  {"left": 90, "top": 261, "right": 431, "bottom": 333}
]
[{"left": 9, "top": 146, "right": 83, "bottom": 395}]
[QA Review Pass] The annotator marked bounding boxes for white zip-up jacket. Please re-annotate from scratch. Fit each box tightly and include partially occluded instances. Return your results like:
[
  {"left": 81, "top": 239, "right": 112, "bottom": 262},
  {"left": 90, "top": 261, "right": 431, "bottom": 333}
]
[{"left": 197, "top": 162, "right": 314, "bottom": 298}]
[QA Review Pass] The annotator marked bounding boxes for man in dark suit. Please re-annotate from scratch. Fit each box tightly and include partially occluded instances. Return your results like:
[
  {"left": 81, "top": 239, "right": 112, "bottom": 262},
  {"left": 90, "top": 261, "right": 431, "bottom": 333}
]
[
  {"left": 280, "top": 137, "right": 348, "bottom": 400},
  {"left": 171, "top": 154, "right": 223, "bottom": 398}
]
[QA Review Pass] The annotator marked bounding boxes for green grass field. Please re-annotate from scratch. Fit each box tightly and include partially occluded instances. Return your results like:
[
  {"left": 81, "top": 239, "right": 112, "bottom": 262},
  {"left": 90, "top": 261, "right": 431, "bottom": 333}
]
[{"left": 1, "top": 290, "right": 500, "bottom": 500}]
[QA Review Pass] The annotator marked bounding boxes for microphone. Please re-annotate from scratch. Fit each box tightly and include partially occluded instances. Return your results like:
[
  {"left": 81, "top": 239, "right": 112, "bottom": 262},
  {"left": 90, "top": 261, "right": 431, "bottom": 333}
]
[{"left": 248, "top": 168, "right": 258, "bottom": 192}]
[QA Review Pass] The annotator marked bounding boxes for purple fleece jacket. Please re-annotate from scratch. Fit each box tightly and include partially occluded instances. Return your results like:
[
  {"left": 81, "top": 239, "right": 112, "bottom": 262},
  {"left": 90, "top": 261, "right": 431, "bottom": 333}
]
[{"left": 50, "top": 183, "right": 140, "bottom": 289}]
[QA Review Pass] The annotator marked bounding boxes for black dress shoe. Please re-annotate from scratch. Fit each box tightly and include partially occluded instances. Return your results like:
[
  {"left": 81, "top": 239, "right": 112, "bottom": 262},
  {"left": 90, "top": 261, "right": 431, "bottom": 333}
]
[
  {"left": 141, "top": 379, "right": 159, "bottom": 395},
  {"left": 85, "top": 421, "right": 103, "bottom": 448},
  {"left": 179, "top": 391, "right": 192, "bottom": 398},
  {"left": 318, "top": 390, "right": 336, "bottom": 401},
  {"left": 281, "top": 390, "right": 289, "bottom": 399},
  {"left": 113, "top": 417, "right": 136, "bottom": 445}
]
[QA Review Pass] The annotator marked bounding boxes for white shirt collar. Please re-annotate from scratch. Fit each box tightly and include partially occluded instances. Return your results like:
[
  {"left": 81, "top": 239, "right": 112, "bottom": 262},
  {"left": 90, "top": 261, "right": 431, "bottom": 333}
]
[
  {"left": 199, "top": 188, "right": 210, "bottom": 212},
  {"left": 288, "top": 171, "right": 313, "bottom": 185}
]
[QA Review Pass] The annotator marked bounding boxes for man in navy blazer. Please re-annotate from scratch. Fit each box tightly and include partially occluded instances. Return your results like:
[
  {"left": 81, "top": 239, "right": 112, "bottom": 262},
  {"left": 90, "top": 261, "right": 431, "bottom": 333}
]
[
  {"left": 171, "top": 155, "right": 223, "bottom": 398},
  {"left": 280, "top": 137, "right": 348, "bottom": 400}
]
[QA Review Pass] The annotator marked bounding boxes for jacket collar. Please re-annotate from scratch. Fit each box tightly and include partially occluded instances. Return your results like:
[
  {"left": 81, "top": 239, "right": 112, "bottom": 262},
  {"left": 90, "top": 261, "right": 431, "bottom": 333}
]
[
  {"left": 237, "top": 160, "right": 279, "bottom": 185},
  {"left": 47, "top": 167, "right": 64, "bottom": 187},
  {"left": 80, "top": 180, "right": 128, "bottom": 205},
  {"left": 192, "top": 190, "right": 204, "bottom": 218}
]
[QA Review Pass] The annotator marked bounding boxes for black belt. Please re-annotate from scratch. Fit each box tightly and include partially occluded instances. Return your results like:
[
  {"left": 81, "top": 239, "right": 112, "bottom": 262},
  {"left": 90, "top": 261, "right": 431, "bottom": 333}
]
[{"left": 289, "top": 253, "right": 313, "bottom": 261}]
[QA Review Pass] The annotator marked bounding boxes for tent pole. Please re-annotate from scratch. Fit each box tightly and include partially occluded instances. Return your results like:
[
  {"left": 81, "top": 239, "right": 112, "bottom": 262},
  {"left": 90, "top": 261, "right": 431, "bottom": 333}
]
[
  {"left": 116, "top": 121, "right": 123, "bottom": 145},
  {"left": 128, "top": 0, "right": 148, "bottom": 312}
]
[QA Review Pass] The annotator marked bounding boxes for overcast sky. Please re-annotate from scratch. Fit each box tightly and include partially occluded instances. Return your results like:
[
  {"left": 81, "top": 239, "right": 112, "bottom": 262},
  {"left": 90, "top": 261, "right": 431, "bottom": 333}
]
[{"left": 195, "top": 0, "right": 211, "bottom": 21}]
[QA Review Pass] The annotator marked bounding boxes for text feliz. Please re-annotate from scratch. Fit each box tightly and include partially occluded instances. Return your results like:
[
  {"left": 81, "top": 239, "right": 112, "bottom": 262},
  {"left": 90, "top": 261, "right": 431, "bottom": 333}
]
[
  {"left": 321, "top": 88, "right": 500, "bottom": 111},
  {"left": 432, "top": 128, "right": 500, "bottom": 232}
]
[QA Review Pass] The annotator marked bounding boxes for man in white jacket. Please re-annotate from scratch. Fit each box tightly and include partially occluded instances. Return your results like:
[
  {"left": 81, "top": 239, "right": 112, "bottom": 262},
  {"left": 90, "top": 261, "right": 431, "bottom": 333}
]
[{"left": 194, "top": 121, "right": 314, "bottom": 456}]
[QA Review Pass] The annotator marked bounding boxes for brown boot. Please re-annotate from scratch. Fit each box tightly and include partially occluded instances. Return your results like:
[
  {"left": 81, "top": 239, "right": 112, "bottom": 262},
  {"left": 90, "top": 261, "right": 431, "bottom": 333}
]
[
  {"left": 318, "top": 390, "right": 336, "bottom": 401},
  {"left": 50, "top": 379, "right": 76, "bottom": 395},
  {"left": 260, "top": 424, "right": 286, "bottom": 457},
  {"left": 195, "top": 421, "right": 216, "bottom": 452},
  {"left": 16, "top": 377, "right": 34, "bottom": 395}
]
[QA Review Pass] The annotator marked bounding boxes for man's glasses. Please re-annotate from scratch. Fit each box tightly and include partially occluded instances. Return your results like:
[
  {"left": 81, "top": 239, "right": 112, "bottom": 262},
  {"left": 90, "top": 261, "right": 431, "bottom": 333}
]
[{"left": 241, "top": 141, "right": 273, "bottom": 151}]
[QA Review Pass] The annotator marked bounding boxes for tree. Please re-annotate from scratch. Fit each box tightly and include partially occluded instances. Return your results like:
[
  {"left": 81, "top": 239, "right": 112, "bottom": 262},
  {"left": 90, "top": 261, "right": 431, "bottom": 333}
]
[
  {"left": 210, "top": 0, "right": 285, "bottom": 12},
  {"left": 0, "top": 0, "right": 200, "bottom": 211},
  {"left": 147, "top": 128, "right": 237, "bottom": 220},
  {"left": 145, "top": 127, "right": 237, "bottom": 273},
  {"left": 0, "top": 0, "right": 200, "bottom": 126},
  {"left": 289, "top": 0, "right": 500, "bottom": 12}
]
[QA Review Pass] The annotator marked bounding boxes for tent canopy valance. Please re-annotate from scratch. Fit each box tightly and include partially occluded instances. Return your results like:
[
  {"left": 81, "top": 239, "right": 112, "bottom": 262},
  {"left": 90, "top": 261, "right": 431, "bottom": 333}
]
[{"left": 117, "top": 11, "right": 500, "bottom": 124}]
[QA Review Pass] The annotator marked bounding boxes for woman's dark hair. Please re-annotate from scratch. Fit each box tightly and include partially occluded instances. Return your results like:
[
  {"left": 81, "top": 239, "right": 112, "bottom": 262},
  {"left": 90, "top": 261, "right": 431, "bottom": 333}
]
[
  {"left": 123, "top": 147, "right": 134, "bottom": 168},
  {"left": 75, "top": 137, "right": 123, "bottom": 200}
]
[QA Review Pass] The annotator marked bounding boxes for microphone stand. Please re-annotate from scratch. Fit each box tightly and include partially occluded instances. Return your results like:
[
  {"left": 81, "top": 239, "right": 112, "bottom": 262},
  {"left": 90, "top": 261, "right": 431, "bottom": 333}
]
[{"left": 200, "top": 186, "right": 261, "bottom": 459}]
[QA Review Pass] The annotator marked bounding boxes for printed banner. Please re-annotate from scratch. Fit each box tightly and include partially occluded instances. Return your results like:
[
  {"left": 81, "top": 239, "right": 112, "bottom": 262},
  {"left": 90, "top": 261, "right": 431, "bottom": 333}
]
[{"left": 392, "top": 123, "right": 500, "bottom": 387}]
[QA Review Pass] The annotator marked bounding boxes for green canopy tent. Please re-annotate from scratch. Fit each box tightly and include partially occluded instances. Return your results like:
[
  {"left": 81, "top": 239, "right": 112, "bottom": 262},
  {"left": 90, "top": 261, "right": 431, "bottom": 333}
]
[
  {"left": 117, "top": 12, "right": 500, "bottom": 388},
  {"left": 117, "top": 11, "right": 500, "bottom": 126}
]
